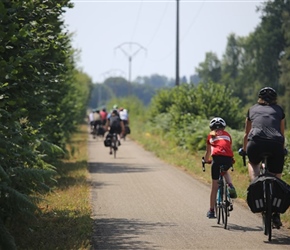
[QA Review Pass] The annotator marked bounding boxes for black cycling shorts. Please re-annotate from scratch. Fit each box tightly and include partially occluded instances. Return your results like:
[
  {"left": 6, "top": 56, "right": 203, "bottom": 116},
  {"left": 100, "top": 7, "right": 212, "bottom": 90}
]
[
  {"left": 109, "top": 126, "right": 121, "bottom": 135},
  {"left": 246, "top": 139, "right": 284, "bottom": 174},
  {"left": 211, "top": 155, "right": 233, "bottom": 180}
]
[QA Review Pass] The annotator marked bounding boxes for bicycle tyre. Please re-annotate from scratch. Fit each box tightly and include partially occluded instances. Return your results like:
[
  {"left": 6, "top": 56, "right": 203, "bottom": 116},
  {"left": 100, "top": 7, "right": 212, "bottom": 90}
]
[
  {"left": 216, "top": 185, "right": 224, "bottom": 225},
  {"left": 113, "top": 134, "right": 118, "bottom": 158},
  {"left": 262, "top": 211, "right": 267, "bottom": 235},
  {"left": 265, "top": 182, "right": 272, "bottom": 241},
  {"left": 216, "top": 200, "right": 222, "bottom": 224},
  {"left": 223, "top": 178, "right": 228, "bottom": 229}
]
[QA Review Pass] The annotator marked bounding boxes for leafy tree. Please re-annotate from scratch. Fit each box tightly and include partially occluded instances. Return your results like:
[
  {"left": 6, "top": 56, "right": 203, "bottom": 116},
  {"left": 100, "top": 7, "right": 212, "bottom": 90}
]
[
  {"left": 0, "top": 1, "right": 91, "bottom": 248},
  {"left": 252, "top": 0, "right": 288, "bottom": 90},
  {"left": 196, "top": 52, "right": 222, "bottom": 83},
  {"left": 280, "top": 8, "right": 290, "bottom": 126},
  {"left": 135, "top": 74, "right": 174, "bottom": 88}
]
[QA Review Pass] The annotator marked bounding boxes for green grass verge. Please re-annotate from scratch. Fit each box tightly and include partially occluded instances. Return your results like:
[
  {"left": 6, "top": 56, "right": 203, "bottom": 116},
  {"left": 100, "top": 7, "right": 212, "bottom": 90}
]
[{"left": 9, "top": 125, "right": 92, "bottom": 250}]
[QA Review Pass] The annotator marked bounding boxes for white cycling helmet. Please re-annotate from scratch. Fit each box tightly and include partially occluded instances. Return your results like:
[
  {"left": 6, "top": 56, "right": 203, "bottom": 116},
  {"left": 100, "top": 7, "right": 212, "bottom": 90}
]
[{"left": 209, "top": 117, "right": 226, "bottom": 130}]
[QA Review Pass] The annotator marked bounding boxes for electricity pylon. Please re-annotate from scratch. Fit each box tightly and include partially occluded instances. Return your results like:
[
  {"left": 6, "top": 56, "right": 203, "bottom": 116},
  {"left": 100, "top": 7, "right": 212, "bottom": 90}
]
[{"left": 114, "top": 42, "right": 147, "bottom": 84}]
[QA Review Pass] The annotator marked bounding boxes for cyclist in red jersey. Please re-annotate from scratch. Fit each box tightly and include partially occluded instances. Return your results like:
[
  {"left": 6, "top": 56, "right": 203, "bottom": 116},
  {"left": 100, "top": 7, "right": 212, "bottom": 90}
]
[{"left": 204, "top": 117, "right": 237, "bottom": 219}]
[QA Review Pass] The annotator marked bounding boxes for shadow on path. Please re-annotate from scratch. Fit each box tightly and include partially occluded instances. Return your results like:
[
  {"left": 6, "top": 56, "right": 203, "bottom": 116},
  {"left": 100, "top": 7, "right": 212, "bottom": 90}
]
[{"left": 91, "top": 217, "right": 175, "bottom": 250}]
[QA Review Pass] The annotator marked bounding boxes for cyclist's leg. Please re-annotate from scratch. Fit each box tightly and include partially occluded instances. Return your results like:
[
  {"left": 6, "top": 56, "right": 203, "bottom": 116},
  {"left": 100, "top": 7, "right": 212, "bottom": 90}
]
[
  {"left": 117, "top": 126, "right": 122, "bottom": 145},
  {"left": 267, "top": 143, "right": 284, "bottom": 228},
  {"left": 267, "top": 142, "right": 284, "bottom": 179},
  {"left": 207, "top": 161, "right": 219, "bottom": 218},
  {"left": 247, "top": 140, "right": 263, "bottom": 181},
  {"left": 108, "top": 132, "right": 113, "bottom": 154},
  {"left": 210, "top": 179, "right": 219, "bottom": 208}
]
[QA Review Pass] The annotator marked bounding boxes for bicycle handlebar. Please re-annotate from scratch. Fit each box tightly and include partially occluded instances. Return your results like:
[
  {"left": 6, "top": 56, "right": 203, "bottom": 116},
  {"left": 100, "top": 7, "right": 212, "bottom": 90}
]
[
  {"left": 202, "top": 157, "right": 212, "bottom": 172},
  {"left": 202, "top": 157, "right": 205, "bottom": 172},
  {"left": 238, "top": 148, "right": 246, "bottom": 167}
]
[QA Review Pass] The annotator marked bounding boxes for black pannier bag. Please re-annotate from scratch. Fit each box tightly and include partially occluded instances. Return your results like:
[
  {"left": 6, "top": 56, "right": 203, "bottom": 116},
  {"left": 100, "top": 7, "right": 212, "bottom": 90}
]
[
  {"left": 125, "top": 125, "right": 131, "bottom": 135},
  {"left": 104, "top": 134, "right": 111, "bottom": 147},
  {"left": 97, "top": 126, "right": 105, "bottom": 136},
  {"left": 247, "top": 173, "right": 290, "bottom": 214}
]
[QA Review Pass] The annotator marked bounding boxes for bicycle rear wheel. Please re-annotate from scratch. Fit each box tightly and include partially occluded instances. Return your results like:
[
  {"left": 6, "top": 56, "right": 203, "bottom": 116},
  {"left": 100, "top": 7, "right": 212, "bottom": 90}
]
[
  {"left": 265, "top": 182, "right": 272, "bottom": 241},
  {"left": 262, "top": 181, "right": 272, "bottom": 241},
  {"left": 112, "top": 134, "right": 118, "bottom": 158}
]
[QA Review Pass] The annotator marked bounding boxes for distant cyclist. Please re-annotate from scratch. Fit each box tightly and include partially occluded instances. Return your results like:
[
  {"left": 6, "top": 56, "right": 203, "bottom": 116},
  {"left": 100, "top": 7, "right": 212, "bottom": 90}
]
[
  {"left": 239, "top": 87, "right": 286, "bottom": 227},
  {"left": 100, "top": 107, "right": 108, "bottom": 126},
  {"left": 119, "top": 107, "right": 129, "bottom": 126},
  {"left": 204, "top": 117, "right": 237, "bottom": 219},
  {"left": 104, "top": 109, "right": 125, "bottom": 155}
]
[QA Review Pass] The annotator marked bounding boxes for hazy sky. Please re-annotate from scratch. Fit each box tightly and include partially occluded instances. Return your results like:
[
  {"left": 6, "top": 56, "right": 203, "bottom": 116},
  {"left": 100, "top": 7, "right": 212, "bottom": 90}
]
[{"left": 64, "top": 0, "right": 264, "bottom": 83}]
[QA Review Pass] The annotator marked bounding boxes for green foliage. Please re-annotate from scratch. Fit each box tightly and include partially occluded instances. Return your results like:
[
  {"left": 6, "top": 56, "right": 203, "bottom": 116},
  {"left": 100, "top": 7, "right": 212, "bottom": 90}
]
[
  {"left": 0, "top": 1, "right": 91, "bottom": 248},
  {"left": 146, "top": 82, "right": 245, "bottom": 153},
  {"left": 107, "top": 96, "right": 145, "bottom": 119},
  {"left": 194, "top": 82, "right": 244, "bottom": 129},
  {"left": 195, "top": 52, "right": 222, "bottom": 83},
  {"left": 148, "top": 88, "right": 174, "bottom": 119}
]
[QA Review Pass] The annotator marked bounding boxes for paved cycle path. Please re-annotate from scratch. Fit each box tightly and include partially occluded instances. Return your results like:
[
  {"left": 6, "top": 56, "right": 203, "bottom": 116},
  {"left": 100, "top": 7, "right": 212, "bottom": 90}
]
[{"left": 88, "top": 134, "right": 290, "bottom": 249}]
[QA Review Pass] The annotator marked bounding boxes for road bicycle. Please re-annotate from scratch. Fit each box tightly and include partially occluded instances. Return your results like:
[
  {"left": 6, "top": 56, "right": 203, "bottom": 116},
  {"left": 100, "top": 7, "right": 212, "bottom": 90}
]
[
  {"left": 202, "top": 157, "right": 233, "bottom": 229},
  {"left": 110, "top": 133, "right": 118, "bottom": 158}
]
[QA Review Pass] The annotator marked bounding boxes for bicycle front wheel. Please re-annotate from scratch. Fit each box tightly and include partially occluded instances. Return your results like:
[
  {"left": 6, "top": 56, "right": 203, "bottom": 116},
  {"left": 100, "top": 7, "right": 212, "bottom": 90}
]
[{"left": 222, "top": 179, "right": 229, "bottom": 229}]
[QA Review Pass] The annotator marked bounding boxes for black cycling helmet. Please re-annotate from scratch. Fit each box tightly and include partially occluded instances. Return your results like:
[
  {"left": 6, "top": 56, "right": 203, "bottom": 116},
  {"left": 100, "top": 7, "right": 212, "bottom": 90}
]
[
  {"left": 112, "top": 109, "right": 118, "bottom": 115},
  {"left": 258, "top": 87, "right": 277, "bottom": 103},
  {"left": 209, "top": 117, "right": 226, "bottom": 130}
]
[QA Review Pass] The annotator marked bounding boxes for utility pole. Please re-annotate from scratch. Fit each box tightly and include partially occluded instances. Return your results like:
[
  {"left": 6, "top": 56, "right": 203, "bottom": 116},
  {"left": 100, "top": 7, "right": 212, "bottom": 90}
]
[
  {"left": 114, "top": 42, "right": 146, "bottom": 84},
  {"left": 176, "top": 0, "right": 180, "bottom": 86}
]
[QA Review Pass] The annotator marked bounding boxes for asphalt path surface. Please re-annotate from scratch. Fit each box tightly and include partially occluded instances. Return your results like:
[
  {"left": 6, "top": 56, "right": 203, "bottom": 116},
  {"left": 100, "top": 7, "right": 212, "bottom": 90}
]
[{"left": 88, "top": 134, "right": 290, "bottom": 250}]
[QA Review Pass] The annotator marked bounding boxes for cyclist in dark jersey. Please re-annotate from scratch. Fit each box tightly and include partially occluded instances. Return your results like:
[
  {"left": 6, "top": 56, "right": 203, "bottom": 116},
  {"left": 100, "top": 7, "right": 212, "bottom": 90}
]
[
  {"left": 104, "top": 109, "right": 125, "bottom": 154},
  {"left": 240, "top": 87, "right": 286, "bottom": 227}
]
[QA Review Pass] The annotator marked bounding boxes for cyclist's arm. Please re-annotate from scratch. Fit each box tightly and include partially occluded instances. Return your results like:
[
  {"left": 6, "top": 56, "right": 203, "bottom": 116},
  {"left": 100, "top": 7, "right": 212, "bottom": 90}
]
[
  {"left": 104, "top": 119, "right": 109, "bottom": 131},
  {"left": 281, "top": 118, "right": 285, "bottom": 148},
  {"left": 242, "top": 118, "right": 252, "bottom": 151},
  {"left": 120, "top": 120, "right": 125, "bottom": 135},
  {"left": 204, "top": 143, "right": 211, "bottom": 163}
]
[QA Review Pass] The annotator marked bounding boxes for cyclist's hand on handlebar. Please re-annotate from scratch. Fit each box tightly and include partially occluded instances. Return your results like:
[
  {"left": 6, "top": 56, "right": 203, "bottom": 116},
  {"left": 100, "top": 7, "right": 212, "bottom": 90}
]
[
  {"left": 238, "top": 148, "right": 246, "bottom": 156},
  {"left": 202, "top": 158, "right": 212, "bottom": 164}
]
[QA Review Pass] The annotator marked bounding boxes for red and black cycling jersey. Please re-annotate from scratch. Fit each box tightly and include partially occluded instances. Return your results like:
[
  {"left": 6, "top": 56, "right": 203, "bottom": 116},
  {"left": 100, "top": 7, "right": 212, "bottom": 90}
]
[{"left": 207, "top": 130, "right": 233, "bottom": 157}]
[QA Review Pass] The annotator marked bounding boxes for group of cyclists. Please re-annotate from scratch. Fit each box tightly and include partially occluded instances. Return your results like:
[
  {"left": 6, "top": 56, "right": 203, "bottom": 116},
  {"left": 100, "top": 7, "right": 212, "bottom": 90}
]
[
  {"left": 88, "top": 104, "right": 130, "bottom": 155},
  {"left": 204, "top": 87, "right": 287, "bottom": 228}
]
